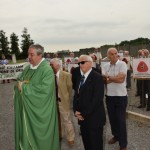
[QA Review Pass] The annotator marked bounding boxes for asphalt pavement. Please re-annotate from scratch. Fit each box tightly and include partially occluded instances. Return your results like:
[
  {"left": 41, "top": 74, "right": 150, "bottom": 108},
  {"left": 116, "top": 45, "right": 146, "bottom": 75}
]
[{"left": 0, "top": 80, "right": 150, "bottom": 150}]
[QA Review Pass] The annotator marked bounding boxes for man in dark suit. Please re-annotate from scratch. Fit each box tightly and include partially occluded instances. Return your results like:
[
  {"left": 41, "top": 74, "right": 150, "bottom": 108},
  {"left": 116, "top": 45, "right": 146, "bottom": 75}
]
[
  {"left": 72, "top": 63, "right": 101, "bottom": 90},
  {"left": 73, "top": 55, "right": 106, "bottom": 150},
  {"left": 72, "top": 66, "right": 80, "bottom": 90}
]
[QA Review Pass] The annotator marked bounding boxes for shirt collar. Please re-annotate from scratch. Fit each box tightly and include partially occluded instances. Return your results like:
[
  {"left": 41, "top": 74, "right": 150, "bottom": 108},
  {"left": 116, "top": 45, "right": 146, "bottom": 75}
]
[
  {"left": 30, "top": 58, "right": 45, "bottom": 69},
  {"left": 56, "top": 70, "right": 60, "bottom": 77},
  {"left": 110, "top": 59, "right": 119, "bottom": 65},
  {"left": 80, "top": 68, "right": 92, "bottom": 79}
]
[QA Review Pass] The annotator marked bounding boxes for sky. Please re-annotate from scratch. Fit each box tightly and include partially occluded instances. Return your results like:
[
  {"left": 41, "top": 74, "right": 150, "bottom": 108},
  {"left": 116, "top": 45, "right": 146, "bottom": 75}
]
[{"left": 0, "top": 0, "right": 150, "bottom": 52}]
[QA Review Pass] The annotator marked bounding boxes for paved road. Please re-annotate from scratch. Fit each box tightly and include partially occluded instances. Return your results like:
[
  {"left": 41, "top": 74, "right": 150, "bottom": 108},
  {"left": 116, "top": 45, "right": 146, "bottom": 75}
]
[{"left": 0, "top": 80, "right": 150, "bottom": 150}]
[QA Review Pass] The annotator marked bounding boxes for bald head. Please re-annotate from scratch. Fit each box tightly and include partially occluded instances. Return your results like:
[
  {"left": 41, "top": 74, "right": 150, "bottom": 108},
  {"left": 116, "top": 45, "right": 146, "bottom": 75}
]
[
  {"left": 107, "top": 48, "right": 118, "bottom": 55},
  {"left": 107, "top": 48, "right": 118, "bottom": 64}
]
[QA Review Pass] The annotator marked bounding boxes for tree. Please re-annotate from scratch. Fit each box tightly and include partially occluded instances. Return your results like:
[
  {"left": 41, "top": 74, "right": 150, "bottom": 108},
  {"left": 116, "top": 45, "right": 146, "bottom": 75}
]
[
  {"left": 119, "top": 40, "right": 130, "bottom": 46},
  {"left": 20, "top": 28, "right": 34, "bottom": 58},
  {"left": 10, "top": 32, "right": 20, "bottom": 59},
  {"left": 130, "top": 37, "right": 150, "bottom": 45},
  {"left": 0, "top": 30, "right": 9, "bottom": 57}
]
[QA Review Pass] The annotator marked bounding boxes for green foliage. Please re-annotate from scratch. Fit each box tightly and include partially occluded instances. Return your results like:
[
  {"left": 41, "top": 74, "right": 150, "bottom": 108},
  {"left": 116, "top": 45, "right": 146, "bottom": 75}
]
[
  {"left": 20, "top": 27, "right": 34, "bottom": 59},
  {"left": 130, "top": 37, "right": 150, "bottom": 45},
  {"left": 119, "top": 40, "right": 130, "bottom": 46},
  {"left": 119, "top": 37, "right": 150, "bottom": 45},
  {"left": 0, "top": 30, "right": 10, "bottom": 57},
  {"left": 10, "top": 32, "right": 20, "bottom": 59}
]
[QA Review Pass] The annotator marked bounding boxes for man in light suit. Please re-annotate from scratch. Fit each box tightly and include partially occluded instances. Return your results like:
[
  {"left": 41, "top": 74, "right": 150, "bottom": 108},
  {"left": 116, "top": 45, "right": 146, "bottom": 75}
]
[
  {"left": 50, "top": 58, "right": 75, "bottom": 146},
  {"left": 73, "top": 55, "right": 106, "bottom": 150}
]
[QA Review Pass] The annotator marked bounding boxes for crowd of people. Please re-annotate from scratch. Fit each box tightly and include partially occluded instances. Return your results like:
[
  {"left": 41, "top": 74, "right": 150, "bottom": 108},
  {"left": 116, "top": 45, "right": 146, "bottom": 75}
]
[
  {"left": 1, "top": 44, "right": 150, "bottom": 150},
  {"left": 135, "top": 49, "right": 150, "bottom": 111},
  {"left": 0, "top": 54, "right": 10, "bottom": 83}
]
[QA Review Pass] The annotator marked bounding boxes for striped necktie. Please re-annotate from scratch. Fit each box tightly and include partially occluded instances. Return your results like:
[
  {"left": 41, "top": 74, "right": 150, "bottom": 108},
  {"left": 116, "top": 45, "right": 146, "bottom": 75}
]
[{"left": 80, "top": 75, "right": 85, "bottom": 87}]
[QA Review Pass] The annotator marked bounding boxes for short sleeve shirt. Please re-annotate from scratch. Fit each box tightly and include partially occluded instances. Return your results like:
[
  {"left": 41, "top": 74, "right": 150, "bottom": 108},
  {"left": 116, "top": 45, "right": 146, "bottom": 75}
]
[{"left": 103, "top": 60, "right": 127, "bottom": 96}]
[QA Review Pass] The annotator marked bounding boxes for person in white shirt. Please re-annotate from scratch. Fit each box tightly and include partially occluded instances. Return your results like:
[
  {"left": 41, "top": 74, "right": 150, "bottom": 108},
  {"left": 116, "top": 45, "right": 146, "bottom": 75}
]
[{"left": 102, "top": 48, "right": 128, "bottom": 150}]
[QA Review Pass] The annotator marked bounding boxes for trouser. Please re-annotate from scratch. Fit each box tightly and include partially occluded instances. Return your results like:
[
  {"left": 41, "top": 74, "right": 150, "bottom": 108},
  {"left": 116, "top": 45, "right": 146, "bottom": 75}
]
[
  {"left": 140, "top": 80, "right": 150, "bottom": 108},
  {"left": 106, "top": 96, "right": 128, "bottom": 149},
  {"left": 58, "top": 102, "right": 75, "bottom": 141},
  {"left": 136, "top": 79, "right": 142, "bottom": 95},
  {"left": 80, "top": 125, "right": 104, "bottom": 150},
  {"left": 126, "top": 70, "right": 131, "bottom": 88},
  {"left": 2, "top": 79, "right": 10, "bottom": 83},
  {"left": 145, "top": 80, "right": 150, "bottom": 108}
]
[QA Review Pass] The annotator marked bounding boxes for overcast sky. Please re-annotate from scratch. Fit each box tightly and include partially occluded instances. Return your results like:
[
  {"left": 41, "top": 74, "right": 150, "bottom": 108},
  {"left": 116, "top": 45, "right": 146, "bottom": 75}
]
[{"left": 0, "top": 0, "right": 150, "bottom": 52}]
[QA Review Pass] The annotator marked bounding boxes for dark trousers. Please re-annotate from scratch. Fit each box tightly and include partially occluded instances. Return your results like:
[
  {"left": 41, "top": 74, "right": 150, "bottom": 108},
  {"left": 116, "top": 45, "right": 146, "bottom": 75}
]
[
  {"left": 147, "top": 80, "right": 150, "bottom": 108},
  {"left": 140, "top": 80, "right": 150, "bottom": 108},
  {"left": 80, "top": 125, "right": 104, "bottom": 150},
  {"left": 126, "top": 70, "right": 131, "bottom": 88},
  {"left": 106, "top": 96, "right": 127, "bottom": 149},
  {"left": 2, "top": 79, "right": 10, "bottom": 83},
  {"left": 136, "top": 79, "right": 142, "bottom": 96}
]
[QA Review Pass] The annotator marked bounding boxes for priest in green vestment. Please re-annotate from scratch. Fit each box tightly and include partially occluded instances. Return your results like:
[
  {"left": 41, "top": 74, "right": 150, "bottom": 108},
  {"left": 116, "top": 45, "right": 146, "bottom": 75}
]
[{"left": 14, "top": 44, "right": 60, "bottom": 150}]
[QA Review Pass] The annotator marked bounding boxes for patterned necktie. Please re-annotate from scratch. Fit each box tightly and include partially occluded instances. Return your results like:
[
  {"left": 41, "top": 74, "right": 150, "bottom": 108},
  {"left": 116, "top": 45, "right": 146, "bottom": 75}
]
[{"left": 80, "top": 75, "right": 85, "bottom": 87}]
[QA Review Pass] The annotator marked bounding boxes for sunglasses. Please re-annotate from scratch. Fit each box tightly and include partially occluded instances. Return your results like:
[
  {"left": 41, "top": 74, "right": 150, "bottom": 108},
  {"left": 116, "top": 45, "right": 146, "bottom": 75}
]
[{"left": 78, "top": 61, "right": 89, "bottom": 65}]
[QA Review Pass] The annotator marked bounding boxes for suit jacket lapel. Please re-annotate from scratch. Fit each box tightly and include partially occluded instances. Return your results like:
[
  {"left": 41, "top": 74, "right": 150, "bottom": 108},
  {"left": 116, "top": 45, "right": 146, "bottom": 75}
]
[
  {"left": 58, "top": 71, "right": 63, "bottom": 87},
  {"left": 83, "top": 70, "right": 93, "bottom": 87},
  {"left": 79, "top": 70, "right": 93, "bottom": 92}
]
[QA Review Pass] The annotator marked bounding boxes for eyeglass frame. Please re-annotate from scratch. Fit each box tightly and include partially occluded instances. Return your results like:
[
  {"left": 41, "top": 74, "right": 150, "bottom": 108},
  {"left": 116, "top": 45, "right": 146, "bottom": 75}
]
[{"left": 78, "top": 61, "right": 90, "bottom": 65}]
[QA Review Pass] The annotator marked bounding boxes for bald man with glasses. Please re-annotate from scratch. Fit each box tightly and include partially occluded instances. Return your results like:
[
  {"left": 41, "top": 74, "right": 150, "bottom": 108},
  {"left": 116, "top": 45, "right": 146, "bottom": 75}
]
[{"left": 73, "top": 55, "right": 106, "bottom": 150}]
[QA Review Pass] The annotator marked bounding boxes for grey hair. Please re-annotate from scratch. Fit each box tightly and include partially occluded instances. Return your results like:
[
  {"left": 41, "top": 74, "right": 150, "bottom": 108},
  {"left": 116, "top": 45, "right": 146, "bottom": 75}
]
[
  {"left": 107, "top": 47, "right": 118, "bottom": 55},
  {"left": 29, "top": 44, "right": 44, "bottom": 57},
  {"left": 79, "top": 55, "right": 93, "bottom": 62},
  {"left": 50, "top": 58, "right": 61, "bottom": 66}
]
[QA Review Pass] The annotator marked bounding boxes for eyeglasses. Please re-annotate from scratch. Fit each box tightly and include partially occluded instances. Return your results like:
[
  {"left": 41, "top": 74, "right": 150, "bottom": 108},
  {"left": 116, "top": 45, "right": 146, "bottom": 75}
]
[{"left": 78, "top": 61, "right": 89, "bottom": 65}]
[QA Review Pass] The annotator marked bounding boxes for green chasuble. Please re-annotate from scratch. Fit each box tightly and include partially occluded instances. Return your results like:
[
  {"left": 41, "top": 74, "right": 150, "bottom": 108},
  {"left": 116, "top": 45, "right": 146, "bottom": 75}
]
[{"left": 14, "top": 60, "right": 60, "bottom": 150}]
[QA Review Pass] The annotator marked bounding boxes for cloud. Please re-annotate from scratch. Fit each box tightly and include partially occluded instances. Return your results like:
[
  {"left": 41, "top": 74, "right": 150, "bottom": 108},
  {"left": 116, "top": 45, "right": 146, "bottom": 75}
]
[{"left": 0, "top": 0, "right": 150, "bottom": 52}]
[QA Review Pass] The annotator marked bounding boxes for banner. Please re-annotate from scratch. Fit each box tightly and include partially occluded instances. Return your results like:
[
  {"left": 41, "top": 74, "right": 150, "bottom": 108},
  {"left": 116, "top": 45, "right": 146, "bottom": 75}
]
[
  {"left": 133, "top": 58, "right": 150, "bottom": 78},
  {"left": 0, "top": 62, "right": 29, "bottom": 80}
]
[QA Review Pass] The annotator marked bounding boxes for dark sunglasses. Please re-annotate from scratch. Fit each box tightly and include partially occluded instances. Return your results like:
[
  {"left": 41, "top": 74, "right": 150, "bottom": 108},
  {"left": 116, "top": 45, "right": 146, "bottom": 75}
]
[{"left": 78, "top": 61, "right": 89, "bottom": 65}]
